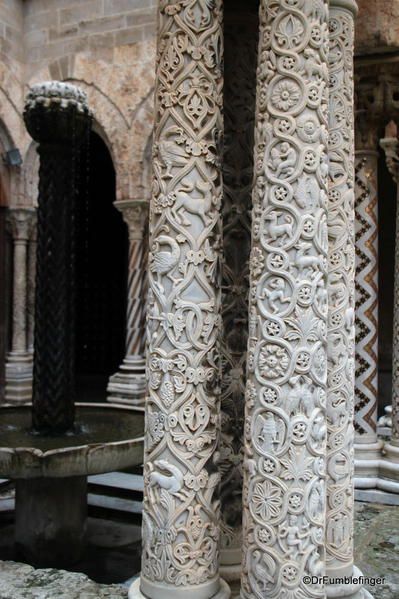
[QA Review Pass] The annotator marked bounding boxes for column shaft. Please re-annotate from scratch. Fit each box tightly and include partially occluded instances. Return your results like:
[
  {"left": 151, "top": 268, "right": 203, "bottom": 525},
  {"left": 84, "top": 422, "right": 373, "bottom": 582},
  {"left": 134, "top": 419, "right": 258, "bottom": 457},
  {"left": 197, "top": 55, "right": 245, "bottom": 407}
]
[
  {"left": 107, "top": 200, "right": 148, "bottom": 406},
  {"left": 133, "top": 1, "right": 227, "bottom": 598},
  {"left": 5, "top": 208, "right": 35, "bottom": 404},
  {"left": 326, "top": 0, "right": 358, "bottom": 586},
  {"left": 241, "top": 0, "right": 329, "bottom": 597},
  {"left": 27, "top": 216, "right": 37, "bottom": 353}
]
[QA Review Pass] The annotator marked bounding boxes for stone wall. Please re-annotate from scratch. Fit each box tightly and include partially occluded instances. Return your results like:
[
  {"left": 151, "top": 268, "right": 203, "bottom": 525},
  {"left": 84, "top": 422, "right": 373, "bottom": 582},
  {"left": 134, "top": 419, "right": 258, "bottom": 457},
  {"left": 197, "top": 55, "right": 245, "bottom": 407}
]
[{"left": 356, "top": 0, "right": 399, "bottom": 55}]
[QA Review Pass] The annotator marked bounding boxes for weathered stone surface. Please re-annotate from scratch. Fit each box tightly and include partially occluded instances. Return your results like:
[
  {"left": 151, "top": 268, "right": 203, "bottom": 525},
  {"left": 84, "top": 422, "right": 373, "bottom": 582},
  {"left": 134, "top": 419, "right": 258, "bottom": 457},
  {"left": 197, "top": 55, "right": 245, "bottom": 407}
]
[
  {"left": 355, "top": 502, "right": 399, "bottom": 599},
  {"left": 356, "top": 0, "right": 399, "bottom": 54},
  {"left": 0, "top": 560, "right": 128, "bottom": 598}
]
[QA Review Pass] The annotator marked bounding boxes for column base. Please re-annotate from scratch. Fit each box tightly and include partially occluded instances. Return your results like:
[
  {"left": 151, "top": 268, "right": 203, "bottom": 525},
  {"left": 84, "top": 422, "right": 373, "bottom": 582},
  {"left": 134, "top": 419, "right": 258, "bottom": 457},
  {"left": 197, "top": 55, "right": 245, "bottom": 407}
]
[
  {"left": 129, "top": 577, "right": 231, "bottom": 599},
  {"left": 326, "top": 567, "right": 374, "bottom": 599},
  {"left": 220, "top": 547, "right": 241, "bottom": 582},
  {"left": 354, "top": 439, "right": 384, "bottom": 481},
  {"left": 107, "top": 357, "right": 146, "bottom": 406},
  {"left": 5, "top": 352, "right": 33, "bottom": 404}
]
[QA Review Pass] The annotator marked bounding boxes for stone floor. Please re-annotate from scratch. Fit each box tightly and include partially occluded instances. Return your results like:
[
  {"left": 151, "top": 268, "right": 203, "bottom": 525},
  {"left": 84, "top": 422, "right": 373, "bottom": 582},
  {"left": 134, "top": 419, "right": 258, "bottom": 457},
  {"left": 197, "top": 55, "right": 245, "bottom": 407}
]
[
  {"left": 0, "top": 501, "right": 398, "bottom": 598},
  {"left": 354, "top": 501, "right": 399, "bottom": 598}
]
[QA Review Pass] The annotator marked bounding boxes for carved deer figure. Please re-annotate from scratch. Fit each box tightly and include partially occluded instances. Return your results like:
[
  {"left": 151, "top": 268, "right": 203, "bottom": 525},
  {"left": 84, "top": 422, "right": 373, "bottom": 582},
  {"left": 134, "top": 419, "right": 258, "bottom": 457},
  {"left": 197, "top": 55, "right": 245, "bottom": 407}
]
[
  {"left": 294, "top": 242, "right": 321, "bottom": 278},
  {"left": 149, "top": 459, "right": 183, "bottom": 494},
  {"left": 171, "top": 180, "right": 213, "bottom": 226},
  {"left": 265, "top": 211, "right": 293, "bottom": 243}
]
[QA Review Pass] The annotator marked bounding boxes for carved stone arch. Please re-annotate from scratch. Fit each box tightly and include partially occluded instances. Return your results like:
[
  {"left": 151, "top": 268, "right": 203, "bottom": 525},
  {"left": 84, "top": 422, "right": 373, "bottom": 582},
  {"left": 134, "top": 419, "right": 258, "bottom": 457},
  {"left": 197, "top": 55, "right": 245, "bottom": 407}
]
[{"left": 0, "top": 115, "right": 18, "bottom": 208}]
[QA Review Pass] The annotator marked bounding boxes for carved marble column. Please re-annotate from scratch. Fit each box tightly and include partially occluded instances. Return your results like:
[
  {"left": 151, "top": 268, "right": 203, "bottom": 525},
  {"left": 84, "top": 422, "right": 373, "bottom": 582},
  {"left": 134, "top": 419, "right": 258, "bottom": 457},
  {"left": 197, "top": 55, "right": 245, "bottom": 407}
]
[
  {"left": 218, "top": 3, "right": 257, "bottom": 583},
  {"left": 129, "top": 1, "right": 229, "bottom": 598},
  {"left": 5, "top": 207, "right": 36, "bottom": 403},
  {"left": 240, "top": 1, "right": 329, "bottom": 597},
  {"left": 27, "top": 211, "right": 37, "bottom": 354},
  {"left": 107, "top": 199, "right": 148, "bottom": 406},
  {"left": 326, "top": 2, "right": 371, "bottom": 598},
  {"left": 379, "top": 125, "right": 399, "bottom": 488},
  {"left": 353, "top": 100, "right": 383, "bottom": 482}
]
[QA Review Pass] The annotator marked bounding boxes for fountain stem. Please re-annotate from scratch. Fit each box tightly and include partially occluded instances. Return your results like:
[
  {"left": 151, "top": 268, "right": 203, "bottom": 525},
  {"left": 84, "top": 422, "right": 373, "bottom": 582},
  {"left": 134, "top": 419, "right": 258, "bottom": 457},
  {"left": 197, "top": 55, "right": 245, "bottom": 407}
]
[{"left": 23, "top": 82, "right": 92, "bottom": 434}]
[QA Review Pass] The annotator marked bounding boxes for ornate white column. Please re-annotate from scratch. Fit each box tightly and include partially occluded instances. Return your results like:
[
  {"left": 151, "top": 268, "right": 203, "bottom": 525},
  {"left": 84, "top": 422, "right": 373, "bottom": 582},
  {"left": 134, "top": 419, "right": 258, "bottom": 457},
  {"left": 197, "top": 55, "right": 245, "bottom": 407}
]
[
  {"left": 107, "top": 199, "right": 148, "bottom": 406},
  {"left": 378, "top": 124, "right": 399, "bottom": 490},
  {"left": 129, "top": 1, "right": 229, "bottom": 598},
  {"left": 240, "top": 1, "right": 329, "bottom": 597},
  {"left": 219, "top": 3, "right": 257, "bottom": 583},
  {"left": 27, "top": 211, "right": 37, "bottom": 354},
  {"left": 5, "top": 207, "right": 35, "bottom": 403},
  {"left": 353, "top": 90, "right": 383, "bottom": 483},
  {"left": 326, "top": 2, "right": 372, "bottom": 598}
]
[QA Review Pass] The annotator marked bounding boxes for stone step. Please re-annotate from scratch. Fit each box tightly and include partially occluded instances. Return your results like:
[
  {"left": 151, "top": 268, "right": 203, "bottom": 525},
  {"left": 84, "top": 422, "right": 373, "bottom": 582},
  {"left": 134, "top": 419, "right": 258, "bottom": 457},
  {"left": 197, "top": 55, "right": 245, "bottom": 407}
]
[{"left": 88, "top": 471, "right": 143, "bottom": 493}]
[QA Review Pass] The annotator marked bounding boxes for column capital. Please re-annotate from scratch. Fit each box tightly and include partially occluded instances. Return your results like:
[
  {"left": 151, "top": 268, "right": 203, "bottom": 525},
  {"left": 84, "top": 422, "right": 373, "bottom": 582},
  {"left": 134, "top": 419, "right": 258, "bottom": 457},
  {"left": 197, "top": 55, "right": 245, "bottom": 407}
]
[
  {"left": 380, "top": 131, "right": 399, "bottom": 185},
  {"left": 114, "top": 199, "right": 149, "bottom": 240},
  {"left": 7, "top": 207, "right": 36, "bottom": 242}
]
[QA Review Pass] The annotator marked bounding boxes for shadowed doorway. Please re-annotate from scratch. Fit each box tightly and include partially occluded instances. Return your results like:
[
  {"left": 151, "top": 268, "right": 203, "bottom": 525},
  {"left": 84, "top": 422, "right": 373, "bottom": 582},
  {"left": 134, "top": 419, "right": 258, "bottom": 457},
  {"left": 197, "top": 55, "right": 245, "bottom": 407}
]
[{"left": 75, "top": 131, "right": 128, "bottom": 402}]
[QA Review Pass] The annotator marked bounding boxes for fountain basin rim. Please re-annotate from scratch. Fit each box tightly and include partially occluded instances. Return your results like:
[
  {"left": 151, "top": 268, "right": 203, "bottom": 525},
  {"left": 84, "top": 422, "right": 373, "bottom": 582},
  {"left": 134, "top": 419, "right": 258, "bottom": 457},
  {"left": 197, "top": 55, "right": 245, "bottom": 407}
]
[{"left": 0, "top": 403, "right": 144, "bottom": 479}]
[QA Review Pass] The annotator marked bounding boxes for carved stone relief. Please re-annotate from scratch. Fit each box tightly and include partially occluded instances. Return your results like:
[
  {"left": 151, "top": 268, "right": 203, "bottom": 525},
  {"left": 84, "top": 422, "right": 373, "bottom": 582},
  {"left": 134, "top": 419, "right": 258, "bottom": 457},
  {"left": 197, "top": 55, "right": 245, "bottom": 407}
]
[
  {"left": 138, "top": 1, "right": 226, "bottom": 598},
  {"left": 241, "top": 0, "right": 329, "bottom": 597},
  {"left": 326, "top": 0, "right": 357, "bottom": 581}
]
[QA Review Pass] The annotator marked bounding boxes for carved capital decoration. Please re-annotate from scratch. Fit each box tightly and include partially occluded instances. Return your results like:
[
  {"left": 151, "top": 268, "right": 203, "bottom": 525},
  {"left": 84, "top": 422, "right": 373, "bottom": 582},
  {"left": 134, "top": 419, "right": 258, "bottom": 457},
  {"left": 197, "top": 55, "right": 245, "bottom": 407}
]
[
  {"left": 241, "top": 1, "right": 329, "bottom": 597},
  {"left": 115, "top": 199, "right": 149, "bottom": 241},
  {"left": 7, "top": 207, "right": 36, "bottom": 242},
  {"left": 138, "top": 2, "right": 225, "bottom": 598}
]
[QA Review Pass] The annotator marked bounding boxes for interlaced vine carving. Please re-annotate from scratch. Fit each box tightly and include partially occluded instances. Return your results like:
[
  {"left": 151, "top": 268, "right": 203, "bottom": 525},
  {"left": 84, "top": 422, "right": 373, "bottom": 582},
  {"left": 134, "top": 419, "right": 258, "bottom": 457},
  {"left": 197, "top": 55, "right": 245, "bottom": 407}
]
[
  {"left": 141, "top": 1, "right": 224, "bottom": 596},
  {"left": 241, "top": 1, "right": 330, "bottom": 597},
  {"left": 326, "top": 1, "right": 356, "bottom": 578}
]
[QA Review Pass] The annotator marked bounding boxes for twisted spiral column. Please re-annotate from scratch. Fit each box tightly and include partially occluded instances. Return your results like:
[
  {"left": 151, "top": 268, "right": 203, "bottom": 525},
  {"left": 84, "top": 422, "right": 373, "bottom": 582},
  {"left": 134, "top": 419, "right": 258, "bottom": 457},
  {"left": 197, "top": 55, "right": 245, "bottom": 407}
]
[
  {"left": 107, "top": 199, "right": 148, "bottom": 406},
  {"left": 129, "top": 1, "right": 228, "bottom": 598},
  {"left": 5, "top": 207, "right": 36, "bottom": 404},
  {"left": 240, "top": 0, "right": 330, "bottom": 597},
  {"left": 27, "top": 211, "right": 37, "bottom": 354},
  {"left": 23, "top": 81, "right": 92, "bottom": 434}
]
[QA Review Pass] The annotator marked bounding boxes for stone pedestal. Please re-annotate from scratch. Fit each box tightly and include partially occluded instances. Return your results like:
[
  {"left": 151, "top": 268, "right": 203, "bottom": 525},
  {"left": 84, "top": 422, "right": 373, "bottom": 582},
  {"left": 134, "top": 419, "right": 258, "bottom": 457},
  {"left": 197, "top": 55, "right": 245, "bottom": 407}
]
[
  {"left": 130, "top": 1, "right": 229, "bottom": 598},
  {"left": 5, "top": 207, "right": 36, "bottom": 404},
  {"left": 107, "top": 200, "right": 148, "bottom": 406}
]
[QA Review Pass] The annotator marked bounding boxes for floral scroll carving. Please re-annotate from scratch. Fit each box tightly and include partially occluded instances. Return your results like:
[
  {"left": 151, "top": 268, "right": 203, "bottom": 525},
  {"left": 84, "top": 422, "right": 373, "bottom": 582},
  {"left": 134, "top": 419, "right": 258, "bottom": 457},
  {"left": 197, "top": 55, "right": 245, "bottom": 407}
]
[
  {"left": 241, "top": 1, "right": 329, "bottom": 597},
  {"left": 326, "top": 1, "right": 357, "bottom": 579},
  {"left": 140, "top": 1, "right": 224, "bottom": 597}
]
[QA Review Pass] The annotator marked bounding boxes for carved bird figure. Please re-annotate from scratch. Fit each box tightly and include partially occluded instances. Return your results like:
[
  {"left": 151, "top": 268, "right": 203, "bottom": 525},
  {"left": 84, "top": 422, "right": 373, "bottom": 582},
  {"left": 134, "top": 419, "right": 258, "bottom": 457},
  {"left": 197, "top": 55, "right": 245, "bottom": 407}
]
[
  {"left": 158, "top": 126, "right": 188, "bottom": 178},
  {"left": 150, "top": 235, "right": 180, "bottom": 292}
]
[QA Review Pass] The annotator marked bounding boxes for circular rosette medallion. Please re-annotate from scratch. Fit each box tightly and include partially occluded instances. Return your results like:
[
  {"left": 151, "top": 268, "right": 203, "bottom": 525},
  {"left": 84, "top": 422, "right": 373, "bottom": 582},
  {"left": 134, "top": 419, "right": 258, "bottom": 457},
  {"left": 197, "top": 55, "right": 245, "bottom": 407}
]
[
  {"left": 279, "top": 562, "right": 301, "bottom": 589},
  {"left": 258, "top": 273, "right": 294, "bottom": 318},
  {"left": 290, "top": 415, "right": 309, "bottom": 445},
  {"left": 286, "top": 489, "right": 304, "bottom": 515},
  {"left": 256, "top": 341, "right": 292, "bottom": 385},
  {"left": 249, "top": 477, "right": 285, "bottom": 525},
  {"left": 254, "top": 523, "right": 276, "bottom": 548},
  {"left": 252, "top": 408, "right": 288, "bottom": 457}
]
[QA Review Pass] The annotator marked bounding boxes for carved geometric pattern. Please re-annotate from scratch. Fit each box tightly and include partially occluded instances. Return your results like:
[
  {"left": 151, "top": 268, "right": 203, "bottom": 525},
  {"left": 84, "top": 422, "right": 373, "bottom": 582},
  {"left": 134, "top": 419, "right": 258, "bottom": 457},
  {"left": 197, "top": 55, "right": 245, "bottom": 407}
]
[
  {"left": 140, "top": 1, "right": 224, "bottom": 597},
  {"left": 354, "top": 153, "right": 378, "bottom": 436},
  {"left": 241, "top": 1, "right": 329, "bottom": 597},
  {"left": 326, "top": 3, "right": 356, "bottom": 576}
]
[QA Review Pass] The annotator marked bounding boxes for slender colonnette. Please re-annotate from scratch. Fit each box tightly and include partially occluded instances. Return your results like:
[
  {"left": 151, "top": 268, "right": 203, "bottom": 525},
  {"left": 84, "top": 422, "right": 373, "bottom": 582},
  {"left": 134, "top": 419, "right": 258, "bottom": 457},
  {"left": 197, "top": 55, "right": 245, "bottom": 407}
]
[
  {"left": 241, "top": 0, "right": 330, "bottom": 597},
  {"left": 130, "top": 1, "right": 228, "bottom": 598}
]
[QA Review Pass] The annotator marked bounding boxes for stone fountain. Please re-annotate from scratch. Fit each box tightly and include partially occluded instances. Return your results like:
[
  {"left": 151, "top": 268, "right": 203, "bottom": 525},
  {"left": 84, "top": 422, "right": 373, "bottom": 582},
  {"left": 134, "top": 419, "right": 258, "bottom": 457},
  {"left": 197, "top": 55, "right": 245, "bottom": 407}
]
[{"left": 0, "top": 82, "right": 144, "bottom": 567}]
